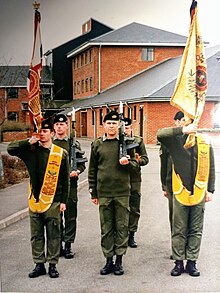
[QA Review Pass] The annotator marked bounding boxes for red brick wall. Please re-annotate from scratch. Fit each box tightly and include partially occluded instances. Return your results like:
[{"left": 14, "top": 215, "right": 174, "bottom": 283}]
[
  {"left": 3, "top": 131, "right": 31, "bottom": 142},
  {"left": 100, "top": 46, "right": 184, "bottom": 91},
  {"left": 0, "top": 88, "right": 29, "bottom": 124},
  {"left": 73, "top": 46, "right": 184, "bottom": 98},
  {"left": 83, "top": 101, "right": 216, "bottom": 145}
]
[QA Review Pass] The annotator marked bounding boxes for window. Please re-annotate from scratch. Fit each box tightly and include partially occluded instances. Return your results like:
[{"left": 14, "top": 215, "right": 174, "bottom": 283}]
[
  {"left": 133, "top": 106, "right": 137, "bottom": 120},
  {"left": 81, "top": 54, "right": 85, "bottom": 66},
  {"left": 99, "top": 109, "right": 103, "bottom": 125},
  {"left": 77, "top": 81, "right": 80, "bottom": 94},
  {"left": 81, "top": 80, "right": 84, "bottom": 93},
  {"left": 41, "top": 86, "right": 51, "bottom": 100},
  {"left": 92, "top": 110, "right": 95, "bottom": 125},
  {"left": 7, "top": 87, "right": 18, "bottom": 99},
  {"left": 74, "top": 82, "right": 76, "bottom": 95},
  {"left": 90, "top": 77, "right": 93, "bottom": 91},
  {"left": 142, "top": 47, "right": 154, "bottom": 61},
  {"left": 85, "top": 78, "right": 88, "bottom": 92},
  {"left": 127, "top": 107, "right": 132, "bottom": 118},
  {"left": 85, "top": 51, "right": 88, "bottom": 65},
  {"left": 21, "top": 102, "right": 28, "bottom": 111},
  {"left": 8, "top": 112, "right": 18, "bottom": 121}
]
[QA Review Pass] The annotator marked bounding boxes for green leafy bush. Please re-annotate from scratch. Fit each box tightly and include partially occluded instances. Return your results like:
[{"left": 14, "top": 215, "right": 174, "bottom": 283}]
[{"left": 1, "top": 121, "right": 32, "bottom": 132}]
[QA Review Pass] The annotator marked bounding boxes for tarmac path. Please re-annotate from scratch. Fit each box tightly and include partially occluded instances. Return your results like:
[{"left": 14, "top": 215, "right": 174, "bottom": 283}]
[{"left": 0, "top": 141, "right": 220, "bottom": 292}]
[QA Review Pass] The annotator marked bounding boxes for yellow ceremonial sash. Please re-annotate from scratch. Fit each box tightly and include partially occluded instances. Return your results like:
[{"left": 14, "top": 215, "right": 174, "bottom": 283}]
[
  {"left": 29, "top": 144, "right": 63, "bottom": 213},
  {"left": 172, "top": 134, "right": 210, "bottom": 206}
]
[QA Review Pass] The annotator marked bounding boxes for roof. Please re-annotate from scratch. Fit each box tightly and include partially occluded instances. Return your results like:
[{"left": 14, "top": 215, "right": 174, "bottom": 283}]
[
  {"left": 67, "top": 22, "right": 188, "bottom": 58},
  {"left": 62, "top": 44, "right": 220, "bottom": 112},
  {"left": 91, "top": 22, "right": 188, "bottom": 44},
  {"left": 0, "top": 66, "right": 53, "bottom": 87}
]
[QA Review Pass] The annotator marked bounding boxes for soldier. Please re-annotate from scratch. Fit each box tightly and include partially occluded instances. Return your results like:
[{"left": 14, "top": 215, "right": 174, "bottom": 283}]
[
  {"left": 124, "top": 117, "right": 149, "bottom": 248},
  {"left": 7, "top": 119, "right": 70, "bottom": 278},
  {"left": 53, "top": 113, "right": 86, "bottom": 259},
  {"left": 157, "top": 120, "right": 215, "bottom": 277},
  {"left": 88, "top": 111, "right": 139, "bottom": 276},
  {"left": 159, "top": 111, "right": 185, "bottom": 238}
]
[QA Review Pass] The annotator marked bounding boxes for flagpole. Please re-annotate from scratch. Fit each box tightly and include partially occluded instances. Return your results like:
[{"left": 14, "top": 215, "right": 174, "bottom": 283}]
[{"left": 27, "top": 1, "right": 43, "bottom": 132}]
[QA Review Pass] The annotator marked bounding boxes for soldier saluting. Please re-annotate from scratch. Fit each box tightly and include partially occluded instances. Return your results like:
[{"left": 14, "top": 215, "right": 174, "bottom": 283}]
[{"left": 7, "top": 119, "right": 70, "bottom": 278}]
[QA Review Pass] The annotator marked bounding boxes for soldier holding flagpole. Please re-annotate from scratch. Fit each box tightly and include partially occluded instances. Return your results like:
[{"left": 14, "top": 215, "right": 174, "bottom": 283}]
[
  {"left": 157, "top": 0, "right": 215, "bottom": 277},
  {"left": 7, "top": 2, "right": 70, "bottom": 279}
]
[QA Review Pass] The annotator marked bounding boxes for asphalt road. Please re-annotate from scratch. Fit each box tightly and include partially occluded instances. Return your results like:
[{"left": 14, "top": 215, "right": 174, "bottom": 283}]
[{"left": 0, "top": 145, "right": 220, "bottom": 293}]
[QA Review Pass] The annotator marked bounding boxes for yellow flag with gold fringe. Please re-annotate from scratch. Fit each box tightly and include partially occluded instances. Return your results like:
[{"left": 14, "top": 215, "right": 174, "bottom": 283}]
[{"left": 170, "top": 0, "right": 207, "bottom": 148}]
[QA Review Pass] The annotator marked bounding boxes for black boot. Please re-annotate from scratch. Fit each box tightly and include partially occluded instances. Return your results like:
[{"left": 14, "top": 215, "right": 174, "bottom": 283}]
[
  {"left": 65, "top": 242, "right": 74, "bottom": 259},
  {"left": 114, "top": 255, "right": 124, "bottom": 276},
  {"left": 128, "top": 232, "right": 137, "bottom": 248},
  {"left": 28, "top": 263, "right": 46, "bottom": 278},
  {"left": 100, "top": 257, "right": 114, "bottom": 275},
  {"left": 171, "top": 260, "right": 184, "bottom": 276},
  {"left": 48, "top": 264, "right": 59, "bottom": 278},
  {"left": 185, "top": 260, "right": 200, "bottom": 277}
]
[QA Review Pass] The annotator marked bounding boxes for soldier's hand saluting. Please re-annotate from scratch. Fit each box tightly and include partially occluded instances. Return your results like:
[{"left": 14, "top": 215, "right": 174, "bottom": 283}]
[{"left": 28, "top": 133, "right": 40, "bottom": 144}]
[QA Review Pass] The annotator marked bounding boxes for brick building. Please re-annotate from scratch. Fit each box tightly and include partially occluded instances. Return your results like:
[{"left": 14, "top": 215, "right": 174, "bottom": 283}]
[
  {"left": 63, "top": 23, "right": 220, "bottom": 144},
  {"left": 0, "top": 66, "right": 53, "bottom": 125},
  {"left": 0, "top": 18, "right": 113, "bottom": 127}
]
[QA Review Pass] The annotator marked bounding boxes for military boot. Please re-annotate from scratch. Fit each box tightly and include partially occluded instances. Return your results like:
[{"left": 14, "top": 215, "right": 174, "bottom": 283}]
[
  {"left": 48, "top": 264, "right": 59, "bottom": 278},
  {"left": 28, "top": 263, "right": 46, "bottom": 278},
  {"left": 114, "top": 255, "right": 124, "bottom": 276},
  {"left": 128, "top": 231, "right": 137, "bottom": 248},
  {"left": 64, "top": 242, "right": 74, "bottom": 259},
  {"left": 170, "top": 260, "right": 184, "bottom": 276},
  {"left": 185, "top": 260, "right": 200, "bottom": 277},
  {"left": 100, "top": 257, "right": 114, "bottom": 275}
]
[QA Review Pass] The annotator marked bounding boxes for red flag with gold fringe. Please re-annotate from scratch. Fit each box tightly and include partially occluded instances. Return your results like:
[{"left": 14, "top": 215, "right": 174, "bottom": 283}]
[
  {"left": 27, "top": 2, "right": 43, "bottom": 131},
  {"left": 170, "top": 0, "right": 207, "bottom": 147}
]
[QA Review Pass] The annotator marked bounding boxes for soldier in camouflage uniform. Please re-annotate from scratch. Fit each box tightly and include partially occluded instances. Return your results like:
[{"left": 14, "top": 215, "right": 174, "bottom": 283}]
[{"left": 124, "top": 117, "right": 149, "bottom": 248}]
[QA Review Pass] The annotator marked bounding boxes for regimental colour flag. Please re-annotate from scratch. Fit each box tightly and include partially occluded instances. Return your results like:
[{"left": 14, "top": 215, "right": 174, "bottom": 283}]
[
  {"left": 170, "top": 0, "right": 207, "bottom": 145},
  {"left": 27, "top": 3, "right": 43, "bottom": 131}
]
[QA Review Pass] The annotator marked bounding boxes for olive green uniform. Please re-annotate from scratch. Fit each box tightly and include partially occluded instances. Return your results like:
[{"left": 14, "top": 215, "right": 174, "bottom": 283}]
[
  {"left": 7, "top": 140, "right": 69, "bottom": 264},
  {"left": 159, "top": 143, "right": 173, "bottom": 232},
  {"left": 88, "top": 136, "right": 139, "bottom": 257},
  {"left": 157, "top": 127, "right": 215, "bottom": 261},
  {"left": 129, "top": 136, "right": 149, "bottom": 232},
  {"left": 53, "top": 136, "right": 86, "bottom": 244}
]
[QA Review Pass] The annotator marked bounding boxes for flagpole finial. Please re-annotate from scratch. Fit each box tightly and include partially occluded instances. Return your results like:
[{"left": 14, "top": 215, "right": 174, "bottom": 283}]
[{"left": 33, "top": 1, "right": 40, "bottom": 10}]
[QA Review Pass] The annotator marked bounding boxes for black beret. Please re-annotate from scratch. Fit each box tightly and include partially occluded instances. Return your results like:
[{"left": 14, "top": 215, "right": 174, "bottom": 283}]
[
  {"left": 124, "top": 117, "right": 132, "bottom": 126},
  {"left": 103, "top": 111, "right": 119, "bottom": 122},
  {"left": 53, "top": 114, "right": 68, "bottom": 124},
  {"left": 41, "top": 118, "right": 53, "bottom": 130},
  {"left": 174, "top": 111, "right": 184, "bottom": 121}
]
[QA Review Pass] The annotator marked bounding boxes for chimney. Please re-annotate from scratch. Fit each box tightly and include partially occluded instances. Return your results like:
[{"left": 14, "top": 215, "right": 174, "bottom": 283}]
[{"left": 82, "top": 19, "right": 92, "bottom": 34}]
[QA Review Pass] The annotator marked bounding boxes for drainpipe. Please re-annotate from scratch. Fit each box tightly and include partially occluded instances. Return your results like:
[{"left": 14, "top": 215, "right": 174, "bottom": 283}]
[{"left": 98, "top": 43, "right": 102, "bottom": 93}]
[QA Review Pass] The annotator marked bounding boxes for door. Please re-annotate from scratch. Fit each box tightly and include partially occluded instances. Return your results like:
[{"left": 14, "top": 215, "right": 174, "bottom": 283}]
[{"left": 81, "top": 112, "right": 87, "bottom": 136}]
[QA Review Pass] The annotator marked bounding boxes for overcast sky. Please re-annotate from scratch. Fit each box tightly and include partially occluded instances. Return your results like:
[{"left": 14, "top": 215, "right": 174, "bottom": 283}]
[{"left": 1, "top": 0, "right": 220, "bottom": 65}]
